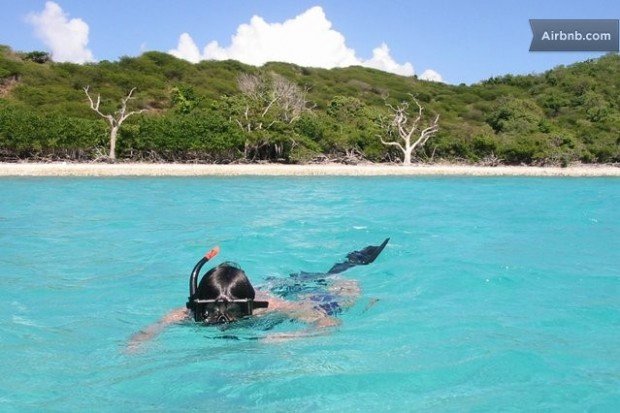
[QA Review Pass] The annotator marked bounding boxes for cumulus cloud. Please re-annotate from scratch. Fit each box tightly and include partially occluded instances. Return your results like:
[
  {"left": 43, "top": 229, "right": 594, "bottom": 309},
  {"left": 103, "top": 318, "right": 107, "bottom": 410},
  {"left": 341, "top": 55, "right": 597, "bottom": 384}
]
[
  {"left": 203, "top": 7, "right": 359, "bottom": 68},
  {"left": 419, "top": 69, "right": 443, "bottom": 82},
  {"left": 169, "top": 6, "right": 441, "bottom": 80},
  {"left": 362, "top": 43, "right": 414, "bottom": 77},
  {"left": 26, "top": 1, "right": 94, "bottom": 63},
  {"left": 169, "top": 33, "right": 202, "bottom": 63}
]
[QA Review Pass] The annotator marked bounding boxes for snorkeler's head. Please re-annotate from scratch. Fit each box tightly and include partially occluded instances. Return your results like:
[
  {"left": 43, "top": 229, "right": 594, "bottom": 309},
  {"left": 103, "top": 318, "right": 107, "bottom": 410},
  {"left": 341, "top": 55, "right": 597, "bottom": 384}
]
[
  {"left": 196, "top": 262, "right": 256, "bottom": 301},
  {"left": 193, "top": 262, "right": 257, "bottom": 323}
]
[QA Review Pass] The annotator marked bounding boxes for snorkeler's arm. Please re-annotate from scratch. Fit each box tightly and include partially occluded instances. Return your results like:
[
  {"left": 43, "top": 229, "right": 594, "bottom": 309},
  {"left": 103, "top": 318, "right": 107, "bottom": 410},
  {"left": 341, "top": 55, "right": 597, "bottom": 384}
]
[
  {"left": 263, "top": 316, "right": 340, "bottom": 343},
  {"left": 127, "top": 307, "right": 189, "bottom": 350}
]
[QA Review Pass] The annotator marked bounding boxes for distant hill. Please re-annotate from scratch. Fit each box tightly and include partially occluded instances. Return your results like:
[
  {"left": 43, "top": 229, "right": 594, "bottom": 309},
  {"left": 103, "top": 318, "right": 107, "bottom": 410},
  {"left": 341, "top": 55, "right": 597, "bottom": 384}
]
[{"left": 0, "top": 45, "right": 618, "bottom": 164}]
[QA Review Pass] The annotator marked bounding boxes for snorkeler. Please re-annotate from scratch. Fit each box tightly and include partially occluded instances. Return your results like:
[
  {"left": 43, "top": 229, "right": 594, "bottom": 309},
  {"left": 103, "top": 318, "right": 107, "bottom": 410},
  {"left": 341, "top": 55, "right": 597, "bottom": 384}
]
[{"left": 128, "top": 239, "right": 389, "bottom": 347}]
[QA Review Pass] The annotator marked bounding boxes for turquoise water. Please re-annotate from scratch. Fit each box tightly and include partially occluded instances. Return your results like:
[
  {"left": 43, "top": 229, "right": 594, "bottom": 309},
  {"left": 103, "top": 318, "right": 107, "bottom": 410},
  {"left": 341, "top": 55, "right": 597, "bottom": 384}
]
[{"left": 0, "top": 176, "right": 619, "bottom": 412}]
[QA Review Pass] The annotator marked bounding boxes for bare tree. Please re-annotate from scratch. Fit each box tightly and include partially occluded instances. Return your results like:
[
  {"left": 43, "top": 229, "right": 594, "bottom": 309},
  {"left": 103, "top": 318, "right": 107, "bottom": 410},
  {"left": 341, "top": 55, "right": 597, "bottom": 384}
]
[
  {"left": 234, "top": 72, "right": 310, "bottom": 160},
  {"left": 84, "top": 86, "right": 147, "bottom": 160},
  {"left": 379, "top": 95, "right": 439, "bottom": 165},
  {"left": 235, "top": 72, "right": 277, "bottom": 132},
  {"left": 235, "top": 72, "right": 309, "bottom": 131},
  {"left": 272, "top": 73, "right": 308, "bottom": 123}
]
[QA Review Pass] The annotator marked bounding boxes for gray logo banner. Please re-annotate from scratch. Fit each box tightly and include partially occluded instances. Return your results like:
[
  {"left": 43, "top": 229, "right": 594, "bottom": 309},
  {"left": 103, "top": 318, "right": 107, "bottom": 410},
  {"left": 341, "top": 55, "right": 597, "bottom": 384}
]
[{"left": 530, "top": 19, "right": 619, "bottom": 51}]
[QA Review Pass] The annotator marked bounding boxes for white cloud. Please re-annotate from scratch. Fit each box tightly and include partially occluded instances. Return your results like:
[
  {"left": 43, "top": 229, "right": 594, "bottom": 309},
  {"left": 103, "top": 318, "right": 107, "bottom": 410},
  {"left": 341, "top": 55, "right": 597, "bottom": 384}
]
[
  {"left": 361, "top": 43, "right": 414, "bottom": 76},
  {"left": 419, "top": 69, "right": 443, "bottom": 82},
  {"left": 170, "top": 6, "right": 441, "bottom": 80},
  {"left": 202, "top": 7, "right": 358, "bottom": 68},
  {"left": 169, "top": 33, "right": 202, "bottom": 63},
  {"left": 26, "top": 1, "right": 94, "bottom": 64}
]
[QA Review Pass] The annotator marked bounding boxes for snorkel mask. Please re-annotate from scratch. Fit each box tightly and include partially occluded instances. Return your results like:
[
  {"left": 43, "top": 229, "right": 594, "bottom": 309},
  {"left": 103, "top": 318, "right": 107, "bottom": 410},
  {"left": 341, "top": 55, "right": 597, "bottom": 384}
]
[
  {"left": 194, "top": 298, "right": 269, "bottom": 324},
  {"left": 186, "top": 247, "right": 268, "bottom": 324}
]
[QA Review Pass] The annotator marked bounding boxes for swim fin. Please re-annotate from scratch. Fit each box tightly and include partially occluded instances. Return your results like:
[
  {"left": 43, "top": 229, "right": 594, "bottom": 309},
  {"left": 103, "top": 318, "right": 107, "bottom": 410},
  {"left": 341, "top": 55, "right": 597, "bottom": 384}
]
[
  {"left": 265, "top": 238, "right": 390, "bottom": 297},
  {"left": 328, "top": 238, "right": 390, "bottom": 274}
]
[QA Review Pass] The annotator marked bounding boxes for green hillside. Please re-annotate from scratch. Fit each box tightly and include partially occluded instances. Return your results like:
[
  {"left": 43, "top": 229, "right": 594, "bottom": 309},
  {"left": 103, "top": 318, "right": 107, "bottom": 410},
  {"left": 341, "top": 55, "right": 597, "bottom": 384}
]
[{"left": 0, "top": 45, "right": 618, "bottom": 164}]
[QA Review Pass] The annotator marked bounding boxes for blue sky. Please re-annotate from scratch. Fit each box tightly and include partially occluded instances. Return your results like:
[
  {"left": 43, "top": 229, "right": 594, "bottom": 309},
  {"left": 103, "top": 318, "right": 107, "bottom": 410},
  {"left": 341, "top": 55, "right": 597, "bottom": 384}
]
[{"left": 1, "top": 0, "right": 617, "bottom": 84}]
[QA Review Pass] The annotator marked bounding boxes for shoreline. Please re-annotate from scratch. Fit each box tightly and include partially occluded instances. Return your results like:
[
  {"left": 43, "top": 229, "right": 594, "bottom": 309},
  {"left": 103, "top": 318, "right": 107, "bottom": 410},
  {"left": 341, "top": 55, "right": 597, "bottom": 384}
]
[{"left": 0, "top": 162, "right": 618, "bottom": 177}]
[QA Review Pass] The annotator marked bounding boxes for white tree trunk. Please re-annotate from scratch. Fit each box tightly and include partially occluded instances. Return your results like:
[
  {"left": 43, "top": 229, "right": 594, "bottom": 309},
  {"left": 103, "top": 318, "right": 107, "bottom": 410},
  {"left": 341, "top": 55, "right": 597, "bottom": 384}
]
[
  {"left": 403, "top": 149, "right": 412, "bottom": 165},
  {"left": 109, "top": 126, "right": 118, "bottom": 160}
]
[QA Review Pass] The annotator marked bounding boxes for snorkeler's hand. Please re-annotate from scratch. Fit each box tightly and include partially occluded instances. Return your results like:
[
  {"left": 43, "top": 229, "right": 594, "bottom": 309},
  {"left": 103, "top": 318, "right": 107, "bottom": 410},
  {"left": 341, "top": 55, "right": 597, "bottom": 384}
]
[
  {"left": 125, "top": 308, "right": 189, "bottom": 354},
  {"left": 263, "top": 317, "right": 340, "bottom": 343},
  {"left": 161, "top": 308, "right": 189, "bottom": 324}
]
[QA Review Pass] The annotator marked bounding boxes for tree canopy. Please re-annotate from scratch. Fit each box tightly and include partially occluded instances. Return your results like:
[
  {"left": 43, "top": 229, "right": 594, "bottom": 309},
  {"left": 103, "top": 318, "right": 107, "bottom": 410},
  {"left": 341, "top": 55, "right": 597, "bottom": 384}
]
[{"left": 0, "top": 45, "right": 618, "bottom": 164}]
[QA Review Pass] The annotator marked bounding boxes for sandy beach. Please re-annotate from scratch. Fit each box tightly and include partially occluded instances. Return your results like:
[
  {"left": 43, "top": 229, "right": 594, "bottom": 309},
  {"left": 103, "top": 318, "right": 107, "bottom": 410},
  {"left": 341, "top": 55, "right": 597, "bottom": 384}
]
[{"left": 0, "top": 162, "right": 618, "bottom": 177}]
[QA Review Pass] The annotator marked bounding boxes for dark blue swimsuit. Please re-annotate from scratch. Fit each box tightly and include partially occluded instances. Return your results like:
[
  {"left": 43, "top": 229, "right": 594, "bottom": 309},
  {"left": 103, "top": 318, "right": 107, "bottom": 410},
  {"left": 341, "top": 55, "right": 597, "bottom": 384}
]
[{"left": 309, "top": 293, "right": 342, "bottom": 316}]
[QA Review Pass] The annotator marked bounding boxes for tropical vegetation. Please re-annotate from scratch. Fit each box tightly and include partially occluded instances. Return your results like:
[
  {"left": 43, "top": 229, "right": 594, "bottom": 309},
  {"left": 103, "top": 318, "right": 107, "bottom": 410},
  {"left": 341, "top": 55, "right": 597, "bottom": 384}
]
[{"left": 0, "top": 45, "right": 618, "bottom": 165}]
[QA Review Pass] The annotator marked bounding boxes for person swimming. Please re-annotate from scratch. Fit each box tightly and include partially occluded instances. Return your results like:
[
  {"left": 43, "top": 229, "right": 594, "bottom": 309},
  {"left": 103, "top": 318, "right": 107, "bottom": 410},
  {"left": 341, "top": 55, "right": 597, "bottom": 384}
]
[{"left": 128, "top": 239, "right": 388, "bottom": 348}]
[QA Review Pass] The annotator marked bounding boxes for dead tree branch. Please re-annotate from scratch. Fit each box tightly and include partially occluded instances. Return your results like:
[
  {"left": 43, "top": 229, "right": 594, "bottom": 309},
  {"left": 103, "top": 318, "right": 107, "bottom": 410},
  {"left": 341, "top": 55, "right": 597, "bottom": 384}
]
[
  {"left": 379, "top": 94, "right": 439, "bottom": 165},
  {"left": 84, "top": 86, "right": 147, "bottom": 160}
]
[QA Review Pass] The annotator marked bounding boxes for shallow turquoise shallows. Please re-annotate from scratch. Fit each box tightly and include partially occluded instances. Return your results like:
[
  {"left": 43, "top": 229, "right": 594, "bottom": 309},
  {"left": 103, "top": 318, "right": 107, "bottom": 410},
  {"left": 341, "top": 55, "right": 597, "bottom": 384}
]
[{"left": 0, "top": 177, "right": 619, "bottom": 412}]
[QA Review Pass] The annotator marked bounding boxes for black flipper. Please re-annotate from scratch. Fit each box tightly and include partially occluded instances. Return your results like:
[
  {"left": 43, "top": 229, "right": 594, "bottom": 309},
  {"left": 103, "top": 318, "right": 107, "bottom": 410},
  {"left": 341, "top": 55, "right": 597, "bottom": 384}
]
[
  {"left": 265, "top": 238, "right": 390, "bottom": 298},
  {"left": 328, "top": 238, "right": 390, "bottom": 274}
]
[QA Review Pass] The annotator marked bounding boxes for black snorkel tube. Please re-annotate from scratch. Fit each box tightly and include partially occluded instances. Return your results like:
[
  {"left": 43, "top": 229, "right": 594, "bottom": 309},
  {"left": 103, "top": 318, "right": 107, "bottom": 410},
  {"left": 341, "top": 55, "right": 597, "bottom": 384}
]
[{"left": 187, "top": 246, "right": 220, "bottom": 322}]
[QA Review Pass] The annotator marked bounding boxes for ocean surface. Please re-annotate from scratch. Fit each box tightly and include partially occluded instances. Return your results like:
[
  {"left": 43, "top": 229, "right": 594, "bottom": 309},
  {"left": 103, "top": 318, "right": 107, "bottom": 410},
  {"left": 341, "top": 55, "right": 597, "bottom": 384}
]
[{"left": 0, "top": 176, "right": 618, "bottom": 412}]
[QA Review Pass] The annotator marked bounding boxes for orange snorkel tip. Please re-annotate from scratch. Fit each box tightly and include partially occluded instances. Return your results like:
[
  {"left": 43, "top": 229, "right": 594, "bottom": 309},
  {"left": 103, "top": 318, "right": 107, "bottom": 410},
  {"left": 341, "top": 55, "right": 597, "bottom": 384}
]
[{"left": 205, "top": 246, "right": 220, "bottom": 260}]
